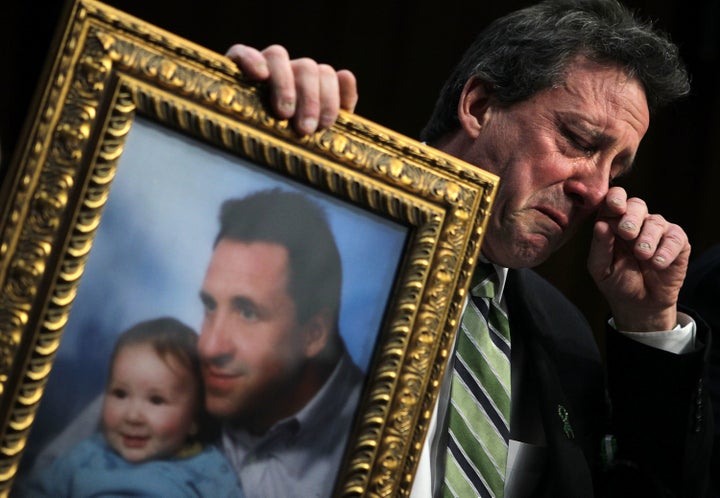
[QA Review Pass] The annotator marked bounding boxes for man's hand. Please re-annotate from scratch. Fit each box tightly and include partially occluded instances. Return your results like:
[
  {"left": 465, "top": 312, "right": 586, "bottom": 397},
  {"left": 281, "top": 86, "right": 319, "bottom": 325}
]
[
  {"left": 225, "top": 44, "right": 358, "bottom": 135},
  {"left": 587, "top": 186, "right": 690, "bottom": 332}
]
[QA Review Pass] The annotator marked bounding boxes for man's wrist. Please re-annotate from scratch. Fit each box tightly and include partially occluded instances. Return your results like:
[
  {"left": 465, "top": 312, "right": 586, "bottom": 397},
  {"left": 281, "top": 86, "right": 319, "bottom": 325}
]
[
  {"left": 610, "top": 307, "right": 677, "bottom": 333},
  {"left": 610, "top": 313, "right": 696, "bottom": 354}
]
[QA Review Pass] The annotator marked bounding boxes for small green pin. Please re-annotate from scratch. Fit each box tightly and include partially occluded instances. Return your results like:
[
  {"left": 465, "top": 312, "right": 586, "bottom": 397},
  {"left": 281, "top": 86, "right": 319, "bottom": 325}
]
[{"left": 557, "top": 405, "right": 575, "bottom": 439}]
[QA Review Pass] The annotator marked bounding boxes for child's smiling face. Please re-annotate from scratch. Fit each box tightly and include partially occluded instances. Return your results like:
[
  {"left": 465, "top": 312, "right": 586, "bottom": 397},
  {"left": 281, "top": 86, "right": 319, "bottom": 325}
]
[{"left": 102, "top": 343, "right": 199, "bottom": 462}]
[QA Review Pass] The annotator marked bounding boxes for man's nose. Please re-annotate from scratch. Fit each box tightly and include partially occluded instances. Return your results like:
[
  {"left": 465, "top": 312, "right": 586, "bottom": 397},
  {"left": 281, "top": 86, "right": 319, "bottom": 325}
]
[
  {"left": 563, "top": 163, "right": 609, "bottom": 210},
  {"left": 198, "top": 313, "right": 234, "bottom": 364}
]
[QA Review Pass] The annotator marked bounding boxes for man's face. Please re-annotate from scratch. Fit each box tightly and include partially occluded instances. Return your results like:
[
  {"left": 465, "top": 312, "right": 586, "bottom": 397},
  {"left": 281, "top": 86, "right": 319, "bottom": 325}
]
[
  {"left": 102, "top": 343, "right": 199, "bottom": 463},
  {"left": 197, "top": 239, "right": 308, "bottom": 430},
  {"left": 459, "top": 57, "right": 650, "bottom": 268}
]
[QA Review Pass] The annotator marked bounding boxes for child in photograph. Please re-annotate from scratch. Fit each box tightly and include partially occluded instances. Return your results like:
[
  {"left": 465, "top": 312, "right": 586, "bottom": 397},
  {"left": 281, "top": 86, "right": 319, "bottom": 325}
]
[{"left": 17, "top": 317, "right": 245, "bottom": 497}]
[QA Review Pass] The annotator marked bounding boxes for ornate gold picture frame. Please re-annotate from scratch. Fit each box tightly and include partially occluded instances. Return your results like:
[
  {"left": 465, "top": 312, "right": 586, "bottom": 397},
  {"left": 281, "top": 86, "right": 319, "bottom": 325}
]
[{"left": 0, "top": 0, "right": 498, "bottom": 496}]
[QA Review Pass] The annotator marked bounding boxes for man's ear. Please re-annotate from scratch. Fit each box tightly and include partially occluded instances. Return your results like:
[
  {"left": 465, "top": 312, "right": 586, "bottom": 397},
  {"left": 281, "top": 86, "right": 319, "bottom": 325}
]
[
  {"left": 457, "top": 76, "right": 493, "bottom": 139},
  {"left": 303, "top": 309, "right": 333, "bottom": 359}
]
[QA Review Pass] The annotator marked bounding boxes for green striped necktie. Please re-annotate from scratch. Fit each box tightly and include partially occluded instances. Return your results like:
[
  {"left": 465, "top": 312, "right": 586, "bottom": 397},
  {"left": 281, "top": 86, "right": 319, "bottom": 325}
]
[{"left": 443, "top": 262, "right": 511, "bottom": 498}]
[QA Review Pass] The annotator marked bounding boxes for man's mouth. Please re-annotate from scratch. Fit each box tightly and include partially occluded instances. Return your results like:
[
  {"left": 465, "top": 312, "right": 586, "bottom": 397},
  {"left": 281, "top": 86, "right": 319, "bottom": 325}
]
[
  {"left": 204, "top": 365, "right": 244, "bottom": 378},
  {"left": 535, "top": 206, "right": 569, "bottom": 230},
  {"left": 203, "top": 367, "right": 244, "bottom": 391}
]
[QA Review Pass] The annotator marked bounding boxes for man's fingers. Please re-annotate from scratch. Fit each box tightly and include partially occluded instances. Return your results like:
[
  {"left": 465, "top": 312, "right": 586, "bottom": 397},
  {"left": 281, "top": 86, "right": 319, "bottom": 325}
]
[
  {"left": 225, "top": 44, "right": 357, "bottom": 135},
  {"left": 337, "top": 69, "right": 358, "bottom": 113},
  {"left": 612, "top": 197, "right": 647, "bottom": 241},
  {"left": 647, "top": 222, "right": 690, "bottom": 269},
  {"left": 318, "top": 64, "right": 341, "bottom": 129},
  {"left": 290, "top": 58, "right": 322, "bottom": 135},
  {"left": 597, "top": 186, "right": 628, "bottom": 218},
  {"left": 291, "top": 60, "right": 349, "bottom": 134},
  {"left": 262, "top": 45, "right": 298, "bottom": 120},
  {"left": 225, "top": 44, "right": 270, "bottom": 80},
  {"left": 601, "top": 192, "right": 689, "bottom": 269},
  {"left": 621, "top": 212, "right": 688, "bottom": 269},
  {"left": 630, "top": 214, "right": 667, "bottom": 262},
  {"left": 587, "top": 220, "right": 616, "bottom": 281},
  {"left": 225, "top": 44, "right": 298, "bottom": 120}
]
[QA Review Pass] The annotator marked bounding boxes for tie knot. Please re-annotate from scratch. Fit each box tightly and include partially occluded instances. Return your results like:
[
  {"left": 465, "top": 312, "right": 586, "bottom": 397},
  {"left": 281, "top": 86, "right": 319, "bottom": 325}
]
[{"left": 470, "top": 262, "right": 497, "bottom": 299}]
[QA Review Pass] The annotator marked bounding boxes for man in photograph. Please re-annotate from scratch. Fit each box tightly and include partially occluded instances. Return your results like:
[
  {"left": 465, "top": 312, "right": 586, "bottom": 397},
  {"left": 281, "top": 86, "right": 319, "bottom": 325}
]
[
  {"left": 197, "top": 188, "right": 364, "bottom": 498},
  {"left": 25, "top": 188, "right": 364, "bottom": 498}
]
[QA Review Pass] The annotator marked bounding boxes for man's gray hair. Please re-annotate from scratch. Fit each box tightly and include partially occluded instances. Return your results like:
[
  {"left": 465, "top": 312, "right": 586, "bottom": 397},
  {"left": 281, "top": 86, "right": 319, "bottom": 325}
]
[{"left": 420, "top": 0, "right": 690, "bottom": 144}]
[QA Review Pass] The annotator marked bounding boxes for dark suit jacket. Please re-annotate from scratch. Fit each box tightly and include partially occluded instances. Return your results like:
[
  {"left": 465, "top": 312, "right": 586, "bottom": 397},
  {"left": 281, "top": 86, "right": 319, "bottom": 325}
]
[
  {"left": 505, "top": 268, "right": 713, "bottom": 497},
  {"left": 680, "top": 245, "right": 720, "bottom": 498}
]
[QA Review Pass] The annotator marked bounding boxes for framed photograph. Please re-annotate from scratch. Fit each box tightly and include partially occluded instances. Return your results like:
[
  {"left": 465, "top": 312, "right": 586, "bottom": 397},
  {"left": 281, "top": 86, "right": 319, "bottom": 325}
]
[{"left": 0, "top": 0, "right": 498, "bottom": 496}]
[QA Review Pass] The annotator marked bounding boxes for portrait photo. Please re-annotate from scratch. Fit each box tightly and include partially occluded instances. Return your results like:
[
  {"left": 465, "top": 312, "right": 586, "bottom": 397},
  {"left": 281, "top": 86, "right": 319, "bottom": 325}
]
[
  {"left": 14, "top": 116, "right": 408, "bottom": 495},
  {"left": 0, "top": 3, "right": 499, "bottom": 494}
]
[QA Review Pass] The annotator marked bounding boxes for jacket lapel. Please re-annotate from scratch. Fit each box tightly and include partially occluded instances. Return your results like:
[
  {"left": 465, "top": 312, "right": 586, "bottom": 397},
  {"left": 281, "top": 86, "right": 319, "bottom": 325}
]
[{"left": 505, "top": 268, "right": 598, "bottom": 497}]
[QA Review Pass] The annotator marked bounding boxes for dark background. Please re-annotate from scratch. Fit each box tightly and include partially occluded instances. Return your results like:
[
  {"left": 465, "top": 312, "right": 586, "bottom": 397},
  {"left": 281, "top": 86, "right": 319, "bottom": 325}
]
[{"left": 2, "top": 0, "right": 719, "bottom": 344}]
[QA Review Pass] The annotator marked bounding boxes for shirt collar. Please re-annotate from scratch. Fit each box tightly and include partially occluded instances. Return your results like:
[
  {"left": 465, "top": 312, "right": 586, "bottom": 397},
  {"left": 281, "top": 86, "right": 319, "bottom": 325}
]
[
  {"left": 479, "top": 254, "right": 509, "bottom": 303},
  {"left": 222, "top": 347, "right": 361, "bottom": 475}
]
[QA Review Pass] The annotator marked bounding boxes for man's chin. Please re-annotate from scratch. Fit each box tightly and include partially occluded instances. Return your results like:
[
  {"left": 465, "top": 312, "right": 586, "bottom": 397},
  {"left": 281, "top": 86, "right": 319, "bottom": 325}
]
[
  {"left": 205, "top": 396, "right": 243, "bottom": 420},
  {"left": 483, "top": 239, "right": 555, "bottom": 269}
]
